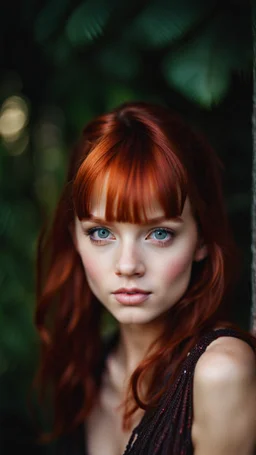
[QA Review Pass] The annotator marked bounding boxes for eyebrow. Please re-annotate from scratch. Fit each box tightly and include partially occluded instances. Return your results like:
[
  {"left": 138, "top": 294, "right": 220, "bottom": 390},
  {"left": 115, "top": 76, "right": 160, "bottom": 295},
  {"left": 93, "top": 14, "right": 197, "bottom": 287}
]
[{"left": 82, "top": 214, "right": 183, "bottom": 225}]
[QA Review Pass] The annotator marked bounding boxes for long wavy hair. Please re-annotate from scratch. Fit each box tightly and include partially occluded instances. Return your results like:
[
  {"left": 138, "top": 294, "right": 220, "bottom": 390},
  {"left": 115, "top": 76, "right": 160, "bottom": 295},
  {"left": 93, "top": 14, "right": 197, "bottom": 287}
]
[{"left": 35, "top": 101, "right": 240, "bottom": 438}]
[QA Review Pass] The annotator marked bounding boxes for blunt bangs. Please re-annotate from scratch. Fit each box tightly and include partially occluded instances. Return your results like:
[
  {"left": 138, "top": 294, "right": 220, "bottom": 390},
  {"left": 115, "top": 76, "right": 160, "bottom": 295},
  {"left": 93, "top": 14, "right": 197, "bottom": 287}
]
[{"left": 73, "top": 130, "right": 188, "bottom": 223}]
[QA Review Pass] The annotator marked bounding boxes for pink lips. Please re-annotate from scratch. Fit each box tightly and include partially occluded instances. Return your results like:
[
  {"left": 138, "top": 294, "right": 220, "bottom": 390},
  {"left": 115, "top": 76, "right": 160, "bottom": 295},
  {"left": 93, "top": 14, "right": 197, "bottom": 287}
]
[{"left": 112, "top": 288, "right": 151, "bottom": 305}]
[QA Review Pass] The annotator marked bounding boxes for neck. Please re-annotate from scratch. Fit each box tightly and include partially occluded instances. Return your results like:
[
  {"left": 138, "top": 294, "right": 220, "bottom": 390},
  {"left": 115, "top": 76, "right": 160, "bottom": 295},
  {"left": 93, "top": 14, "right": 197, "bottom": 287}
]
[
  {"left": 112, "top": 321, "right": 163, "bottom": 379},
  {"left": 104, "top": 320, "right": 165, "bottom": 404}
]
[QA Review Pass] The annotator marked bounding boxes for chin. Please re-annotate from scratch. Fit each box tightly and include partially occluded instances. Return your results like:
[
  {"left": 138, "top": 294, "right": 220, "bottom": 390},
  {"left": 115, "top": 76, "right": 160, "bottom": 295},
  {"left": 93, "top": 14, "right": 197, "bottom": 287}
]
[{"left": 113, "top": 310, "right": 160, "bottom": 326}]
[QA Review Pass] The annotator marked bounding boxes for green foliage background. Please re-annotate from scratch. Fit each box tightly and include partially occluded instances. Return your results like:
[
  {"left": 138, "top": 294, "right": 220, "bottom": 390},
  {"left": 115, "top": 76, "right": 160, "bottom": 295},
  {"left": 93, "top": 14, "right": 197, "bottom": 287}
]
[{"left": 0, "top": 0, "right": 253, "bottom": 451}]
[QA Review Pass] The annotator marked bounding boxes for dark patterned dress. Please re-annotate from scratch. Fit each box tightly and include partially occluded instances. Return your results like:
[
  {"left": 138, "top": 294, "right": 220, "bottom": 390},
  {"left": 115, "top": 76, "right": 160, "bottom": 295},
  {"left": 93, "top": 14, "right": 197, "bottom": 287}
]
[{"left": 57, "top": 328, "right": 255, "bottom": 455}]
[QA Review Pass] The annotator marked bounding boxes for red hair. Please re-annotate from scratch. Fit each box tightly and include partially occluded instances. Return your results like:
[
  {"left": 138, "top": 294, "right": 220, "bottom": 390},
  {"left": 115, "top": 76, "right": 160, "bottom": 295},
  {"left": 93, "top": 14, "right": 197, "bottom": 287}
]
[{"left": 35, "top": 102, "right": 240, "bottom": 437}]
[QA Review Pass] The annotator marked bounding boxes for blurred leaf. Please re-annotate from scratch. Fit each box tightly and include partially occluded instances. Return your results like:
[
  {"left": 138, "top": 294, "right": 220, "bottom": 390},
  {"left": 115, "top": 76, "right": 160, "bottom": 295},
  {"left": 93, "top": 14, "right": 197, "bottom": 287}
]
[
  {"left": 66, "top": 0, "right": 116, "bottom": 46},
  {"left": 35, "top": 0, "right": 70, "bottom": 43},
  {"left": 163, "top": 41, "right": 229, "bottom": 107},
  {"left": 163, "top": 13, "right": 251, "bottom": 107},
  {"left": 127, "top": 0, "right": 216, "bottom": 48}
]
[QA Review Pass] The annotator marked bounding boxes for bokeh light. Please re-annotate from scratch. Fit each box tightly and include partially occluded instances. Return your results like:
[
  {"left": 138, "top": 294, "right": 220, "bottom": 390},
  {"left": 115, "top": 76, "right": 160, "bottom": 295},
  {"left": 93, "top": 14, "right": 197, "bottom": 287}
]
[{"left": 0, "top": 96, "right": 29, "bottom": 143}]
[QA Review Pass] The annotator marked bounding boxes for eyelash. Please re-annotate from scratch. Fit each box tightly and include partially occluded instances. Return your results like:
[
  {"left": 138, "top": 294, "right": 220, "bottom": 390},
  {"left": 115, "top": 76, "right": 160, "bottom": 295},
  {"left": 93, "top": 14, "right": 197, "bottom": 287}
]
[{"left": 84, "top": 226, "right": 175, "bottom": 247}]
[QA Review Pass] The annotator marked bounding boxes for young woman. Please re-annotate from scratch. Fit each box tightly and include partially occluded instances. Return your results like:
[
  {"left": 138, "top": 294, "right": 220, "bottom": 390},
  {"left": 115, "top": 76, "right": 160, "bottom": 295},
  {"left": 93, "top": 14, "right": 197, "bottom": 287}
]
[{"left": 35, "top": 102, "right": 256, "bottom": 455}]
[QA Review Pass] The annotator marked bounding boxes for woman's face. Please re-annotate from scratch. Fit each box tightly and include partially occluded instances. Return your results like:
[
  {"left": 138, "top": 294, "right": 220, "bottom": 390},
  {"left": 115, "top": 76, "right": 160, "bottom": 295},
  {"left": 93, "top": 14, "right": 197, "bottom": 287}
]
[{"left": 74, "top": 196, "right": 207, "bottom": 326}]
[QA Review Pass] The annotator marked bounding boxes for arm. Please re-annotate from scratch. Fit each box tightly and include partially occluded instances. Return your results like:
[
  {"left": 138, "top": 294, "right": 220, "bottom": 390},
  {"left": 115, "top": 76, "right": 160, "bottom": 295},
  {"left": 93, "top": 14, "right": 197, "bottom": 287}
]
[{"left": 192, "top": 337, "right": 256, "bottom": 455}]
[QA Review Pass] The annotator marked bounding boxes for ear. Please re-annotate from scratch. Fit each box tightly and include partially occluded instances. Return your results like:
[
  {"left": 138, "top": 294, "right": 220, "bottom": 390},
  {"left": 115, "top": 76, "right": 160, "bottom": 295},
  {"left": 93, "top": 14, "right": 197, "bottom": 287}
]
[{"left": 194, "top": 240, "right": 208, "bottom": 262}]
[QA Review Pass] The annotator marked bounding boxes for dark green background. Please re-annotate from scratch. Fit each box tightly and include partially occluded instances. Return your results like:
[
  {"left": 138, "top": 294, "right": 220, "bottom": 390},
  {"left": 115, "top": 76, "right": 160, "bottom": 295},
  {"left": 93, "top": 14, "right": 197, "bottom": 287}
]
[{"left": 0, "top": 0, "right": 253, "bottom": 452}]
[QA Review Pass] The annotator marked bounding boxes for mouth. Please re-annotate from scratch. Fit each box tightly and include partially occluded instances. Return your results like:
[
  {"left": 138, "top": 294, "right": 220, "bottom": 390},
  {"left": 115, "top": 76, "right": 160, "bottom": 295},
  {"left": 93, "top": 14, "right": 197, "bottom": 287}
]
[
  {"left": 112, "top": 288, "right": 151, "bottom": 305},
  {"left": 113, "top": 288, "right": 151, "bottom": 295}
]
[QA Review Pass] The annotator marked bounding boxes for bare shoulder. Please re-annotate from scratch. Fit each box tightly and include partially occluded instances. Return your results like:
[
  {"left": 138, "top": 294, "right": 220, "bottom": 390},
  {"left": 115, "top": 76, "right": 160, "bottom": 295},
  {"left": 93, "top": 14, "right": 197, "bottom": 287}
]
[
  {"left": 194, "top": 335, "right": 256, "bottom": 384},
  {"left": 192, "top": 336, "right": 256, "bottom": 455}
]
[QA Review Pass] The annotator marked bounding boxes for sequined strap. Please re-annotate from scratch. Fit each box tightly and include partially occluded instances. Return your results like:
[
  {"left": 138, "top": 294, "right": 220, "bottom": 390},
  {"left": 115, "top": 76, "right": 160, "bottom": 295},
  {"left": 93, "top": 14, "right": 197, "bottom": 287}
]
[
  {"left": 187, "top": 327, "right": 255, "bottom": 364},
  {"left": 123, "top": 328, "right": 255, "bottom": 455}
]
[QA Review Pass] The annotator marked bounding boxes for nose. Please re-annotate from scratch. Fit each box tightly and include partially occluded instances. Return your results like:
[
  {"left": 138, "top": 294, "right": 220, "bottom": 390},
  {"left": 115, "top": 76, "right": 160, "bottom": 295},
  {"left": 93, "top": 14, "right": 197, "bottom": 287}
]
[{"left": 115, "top": 241, "right": 145, "bottom": 277}]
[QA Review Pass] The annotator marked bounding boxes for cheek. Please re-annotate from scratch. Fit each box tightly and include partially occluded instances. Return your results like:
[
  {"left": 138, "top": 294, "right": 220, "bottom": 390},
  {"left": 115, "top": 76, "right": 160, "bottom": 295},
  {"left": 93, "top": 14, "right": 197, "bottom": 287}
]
[
  {"left": 79, "top": 252, "right": 102, "bottom": 283},
  {"left": 161, "top": 251, "right": 194, "bottom": 283}
]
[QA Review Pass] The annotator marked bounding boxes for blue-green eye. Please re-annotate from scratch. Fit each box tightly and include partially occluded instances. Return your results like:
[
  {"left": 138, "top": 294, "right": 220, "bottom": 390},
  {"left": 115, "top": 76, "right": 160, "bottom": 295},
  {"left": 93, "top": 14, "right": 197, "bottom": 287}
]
[
  {"left": 148, "top": 228, "right": 174, "bottom": 245},
  {"left": 153, "top": 229, "right": 169, "bottom": 240},
  {"left": 85, "top": 226, "right": 112, "bottom": 243},
  {"left": 95, "top": 228, "right": 110, "bottom": 239}
]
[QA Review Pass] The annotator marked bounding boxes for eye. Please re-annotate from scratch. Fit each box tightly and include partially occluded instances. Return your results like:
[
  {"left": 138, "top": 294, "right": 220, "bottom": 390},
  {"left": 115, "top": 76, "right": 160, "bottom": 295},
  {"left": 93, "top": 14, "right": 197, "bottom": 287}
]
[
  {"left": 84, "top": 226, "right": 114, "bottom": 244},
  {"left": 152, "top": 229, "right": 169, "bottom": 240},
  {"left": 94, "top": 228, "right": 110, "bottom": 239},
  {"left": 147, "top": 228, "right": 174, "bottom": 245}
]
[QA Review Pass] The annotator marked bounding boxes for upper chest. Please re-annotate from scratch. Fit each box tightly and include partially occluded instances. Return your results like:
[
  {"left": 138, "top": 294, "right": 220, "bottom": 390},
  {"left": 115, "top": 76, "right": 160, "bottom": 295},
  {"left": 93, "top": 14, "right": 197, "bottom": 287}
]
[{"left": 86, "top": 381, "right": 144, "bottom": 455}]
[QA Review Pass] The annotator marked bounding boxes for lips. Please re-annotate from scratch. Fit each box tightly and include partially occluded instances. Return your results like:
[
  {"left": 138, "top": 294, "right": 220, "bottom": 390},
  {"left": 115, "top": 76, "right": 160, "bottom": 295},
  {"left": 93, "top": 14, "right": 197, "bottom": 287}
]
[
  {"left": 113, "top": 288, "right": 150, "bottom": 295},
  {"left": 112, "top": 288, "right": 151, "bottom": 305}
]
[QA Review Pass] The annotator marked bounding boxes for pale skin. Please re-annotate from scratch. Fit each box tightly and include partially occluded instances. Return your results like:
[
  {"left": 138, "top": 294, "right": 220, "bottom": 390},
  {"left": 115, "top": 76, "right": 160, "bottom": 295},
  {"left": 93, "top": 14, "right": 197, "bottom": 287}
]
[{"left": 73, "top": 195, "right": 256, "bottom": 455}]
